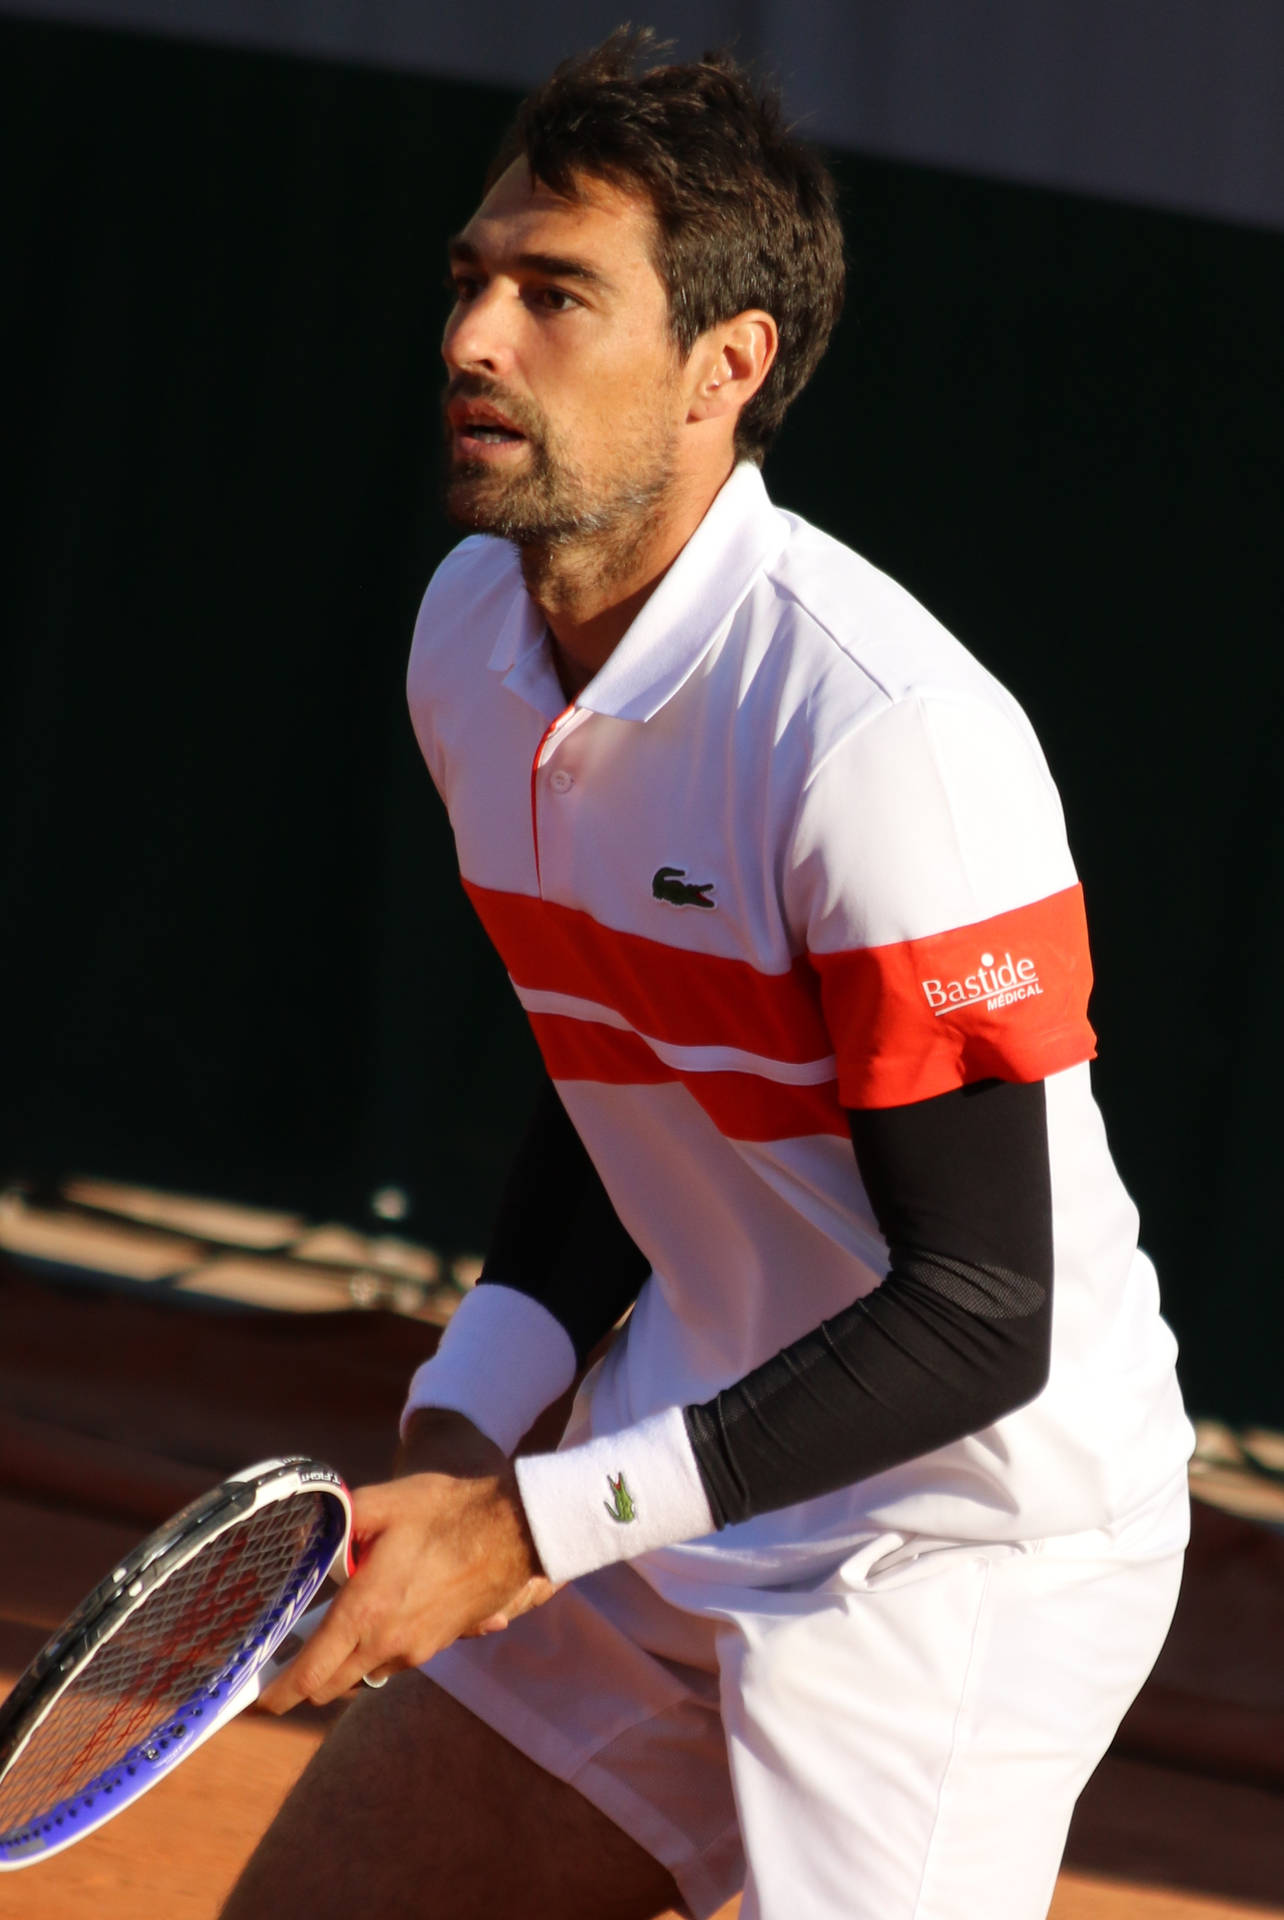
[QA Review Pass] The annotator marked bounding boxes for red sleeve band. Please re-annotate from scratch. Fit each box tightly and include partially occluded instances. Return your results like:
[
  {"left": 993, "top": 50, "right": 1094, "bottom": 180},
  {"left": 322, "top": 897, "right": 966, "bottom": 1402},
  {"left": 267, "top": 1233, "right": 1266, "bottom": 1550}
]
[{"left": 811, "top": 884, "right": 1097, "bottom": 1109}]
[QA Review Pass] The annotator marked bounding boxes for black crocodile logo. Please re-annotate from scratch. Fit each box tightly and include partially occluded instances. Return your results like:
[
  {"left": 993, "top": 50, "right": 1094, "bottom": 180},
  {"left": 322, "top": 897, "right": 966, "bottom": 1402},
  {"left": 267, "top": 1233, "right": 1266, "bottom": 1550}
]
[{"left": 652, "top": 866, "right": 716, "bottom": 910}]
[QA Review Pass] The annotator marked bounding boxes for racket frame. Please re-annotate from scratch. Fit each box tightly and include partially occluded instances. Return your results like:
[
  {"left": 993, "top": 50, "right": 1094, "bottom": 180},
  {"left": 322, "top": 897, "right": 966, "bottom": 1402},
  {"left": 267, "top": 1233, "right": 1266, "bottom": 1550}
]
[{"left": 0, "top": 1456, "right": 351, "bottom": 1870}]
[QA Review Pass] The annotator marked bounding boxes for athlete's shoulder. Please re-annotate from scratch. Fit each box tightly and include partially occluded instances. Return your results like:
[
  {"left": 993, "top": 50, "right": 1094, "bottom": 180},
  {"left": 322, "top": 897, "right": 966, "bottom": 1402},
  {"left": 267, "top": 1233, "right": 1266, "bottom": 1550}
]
[
  {"left": 761, "top": 506, "right": 1000, "bottom": 707},
  {"left": 747, "top": 498, "right": 1053, "bottom": 795}
]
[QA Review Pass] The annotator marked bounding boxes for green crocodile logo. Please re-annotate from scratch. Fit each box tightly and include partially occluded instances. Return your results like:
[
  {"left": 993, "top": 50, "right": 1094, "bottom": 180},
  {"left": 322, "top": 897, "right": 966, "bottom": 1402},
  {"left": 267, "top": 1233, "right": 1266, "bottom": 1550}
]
[
  {"left": 604, "top": 1471, "right": 638, "bottom": 1524},
  {"left": 652, "top": 865, "right": 715, "bottom": 910}
]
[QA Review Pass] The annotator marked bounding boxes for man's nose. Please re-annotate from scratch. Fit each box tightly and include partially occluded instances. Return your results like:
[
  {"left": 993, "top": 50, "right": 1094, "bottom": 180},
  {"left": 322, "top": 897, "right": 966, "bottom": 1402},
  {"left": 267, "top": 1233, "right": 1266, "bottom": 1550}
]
[{"left": 442, "top": 287, "right": 514, "bottom": 375}]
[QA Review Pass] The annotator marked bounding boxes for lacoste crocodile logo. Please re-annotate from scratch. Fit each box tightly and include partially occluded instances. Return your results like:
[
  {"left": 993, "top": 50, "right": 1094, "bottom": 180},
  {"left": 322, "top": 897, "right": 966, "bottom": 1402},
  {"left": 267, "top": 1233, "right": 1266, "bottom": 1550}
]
[
  {"left": 604, "top": 1471, "right": 637, "bottom": 1524},
  {"left": 652, "top": 866, "right": 716, "bottom": 910}
]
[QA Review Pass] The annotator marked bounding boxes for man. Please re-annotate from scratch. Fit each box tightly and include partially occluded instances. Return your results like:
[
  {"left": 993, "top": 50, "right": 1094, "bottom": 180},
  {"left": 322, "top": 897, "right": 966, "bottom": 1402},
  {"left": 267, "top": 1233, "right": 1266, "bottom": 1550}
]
[{"left": 226, "top": 31, "right": 1192, "bottom": 1920}]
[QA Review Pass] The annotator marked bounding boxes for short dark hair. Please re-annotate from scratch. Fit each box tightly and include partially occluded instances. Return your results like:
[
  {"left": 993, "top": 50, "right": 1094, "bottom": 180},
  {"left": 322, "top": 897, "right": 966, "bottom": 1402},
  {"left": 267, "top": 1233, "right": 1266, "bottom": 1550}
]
[{"left": 484, "top": 28, "right": 845, "bottom": 463}]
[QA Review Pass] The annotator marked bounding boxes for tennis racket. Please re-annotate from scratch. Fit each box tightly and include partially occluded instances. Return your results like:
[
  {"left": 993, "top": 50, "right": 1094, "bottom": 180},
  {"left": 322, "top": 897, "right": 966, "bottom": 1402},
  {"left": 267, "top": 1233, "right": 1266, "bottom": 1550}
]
[{"left": 0, "top": 1455, "right": 356, "bottom": 1870}]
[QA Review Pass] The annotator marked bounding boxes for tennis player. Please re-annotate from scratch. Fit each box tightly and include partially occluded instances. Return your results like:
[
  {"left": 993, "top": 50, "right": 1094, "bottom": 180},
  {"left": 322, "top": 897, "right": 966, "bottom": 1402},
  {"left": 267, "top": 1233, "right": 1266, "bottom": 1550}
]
[{"left": 226, "top": 31, "right": 1193, "bottom": 1920}]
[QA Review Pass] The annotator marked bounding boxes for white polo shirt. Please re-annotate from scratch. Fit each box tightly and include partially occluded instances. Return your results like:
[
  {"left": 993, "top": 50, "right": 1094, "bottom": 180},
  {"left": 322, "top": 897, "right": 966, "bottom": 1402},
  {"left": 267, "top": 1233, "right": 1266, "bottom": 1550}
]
[{"left": 405, "top": 463, "right": 1192, "bottom": 1594}]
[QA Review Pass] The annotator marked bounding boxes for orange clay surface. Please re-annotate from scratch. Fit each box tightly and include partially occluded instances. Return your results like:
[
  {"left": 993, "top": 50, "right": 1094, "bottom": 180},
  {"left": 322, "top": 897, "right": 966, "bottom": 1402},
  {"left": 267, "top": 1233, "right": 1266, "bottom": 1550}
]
[{"left": 1, "top": 1260, "right": 1282, "bottom": 1920}]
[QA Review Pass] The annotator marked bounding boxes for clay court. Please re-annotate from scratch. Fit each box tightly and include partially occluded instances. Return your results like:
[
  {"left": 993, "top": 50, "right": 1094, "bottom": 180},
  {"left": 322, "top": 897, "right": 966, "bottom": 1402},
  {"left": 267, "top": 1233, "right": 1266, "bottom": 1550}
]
[{"left": 2, "top": 1186, "right": 1282, "bottom": 1920}]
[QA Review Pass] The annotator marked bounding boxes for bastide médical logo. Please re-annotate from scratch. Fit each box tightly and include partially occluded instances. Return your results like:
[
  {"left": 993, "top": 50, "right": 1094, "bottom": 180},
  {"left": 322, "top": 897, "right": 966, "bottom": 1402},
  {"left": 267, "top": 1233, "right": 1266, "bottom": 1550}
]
[{"left": 920, "top": 949, "right": 1044, "bottom": 1016}]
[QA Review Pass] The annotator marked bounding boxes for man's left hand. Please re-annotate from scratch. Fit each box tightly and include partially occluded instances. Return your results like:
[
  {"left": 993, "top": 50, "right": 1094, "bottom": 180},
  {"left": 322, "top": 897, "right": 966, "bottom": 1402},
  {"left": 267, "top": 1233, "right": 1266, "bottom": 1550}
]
[{"left": 258, "top": 1413, "right": 554, "bottom": 1712}]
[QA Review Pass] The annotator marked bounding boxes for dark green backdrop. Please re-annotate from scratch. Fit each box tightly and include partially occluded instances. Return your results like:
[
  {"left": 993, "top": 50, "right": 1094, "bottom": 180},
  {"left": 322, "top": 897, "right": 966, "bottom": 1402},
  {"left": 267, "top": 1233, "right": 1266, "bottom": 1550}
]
[{"left": 3, "top": 17, "right": 1281, "bottom": 1421}]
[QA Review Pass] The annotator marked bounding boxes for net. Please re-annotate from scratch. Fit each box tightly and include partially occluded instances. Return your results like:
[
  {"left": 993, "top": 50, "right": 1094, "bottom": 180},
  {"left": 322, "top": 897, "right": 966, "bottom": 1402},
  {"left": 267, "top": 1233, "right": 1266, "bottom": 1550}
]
[{"left": 0, "top": 1489, "right": 331, "bottom": 1834}]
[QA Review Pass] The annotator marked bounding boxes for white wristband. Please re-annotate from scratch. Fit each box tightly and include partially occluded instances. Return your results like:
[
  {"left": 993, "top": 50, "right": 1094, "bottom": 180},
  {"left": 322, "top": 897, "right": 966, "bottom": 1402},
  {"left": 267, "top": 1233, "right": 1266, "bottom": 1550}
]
[
  {"left": 514, "top": 1403, "right": 716, "bottom": 1585},
  {"left": 400, "top": 1283, "right": 577, "bottom": 1456}
]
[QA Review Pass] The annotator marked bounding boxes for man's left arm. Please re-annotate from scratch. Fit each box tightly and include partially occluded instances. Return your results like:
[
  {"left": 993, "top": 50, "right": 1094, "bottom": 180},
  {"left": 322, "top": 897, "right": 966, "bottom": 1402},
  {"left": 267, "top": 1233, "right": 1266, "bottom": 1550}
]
[
  {"left": 514, "top": 1072, "right": 1052, "bottom": 1577},
  {"left": 686, "top": 1075, "right": 1051, "bottom": 1525}
]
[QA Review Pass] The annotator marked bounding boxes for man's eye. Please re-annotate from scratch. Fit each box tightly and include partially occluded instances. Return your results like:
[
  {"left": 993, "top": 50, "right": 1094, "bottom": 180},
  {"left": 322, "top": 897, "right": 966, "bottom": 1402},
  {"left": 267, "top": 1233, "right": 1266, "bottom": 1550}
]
[
  {"left": 446, "top": 275, "right": 479, "bottom": 303},
  {"left": 536, "top": 287, "right": 579, "bottom": 312}
]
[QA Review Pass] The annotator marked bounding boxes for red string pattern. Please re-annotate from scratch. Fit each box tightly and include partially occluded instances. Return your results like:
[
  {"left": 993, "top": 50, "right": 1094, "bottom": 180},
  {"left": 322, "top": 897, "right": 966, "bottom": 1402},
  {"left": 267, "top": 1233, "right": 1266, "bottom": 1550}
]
[{"left": 0, "top": 1492, "right": 327, "bottom": 1831}]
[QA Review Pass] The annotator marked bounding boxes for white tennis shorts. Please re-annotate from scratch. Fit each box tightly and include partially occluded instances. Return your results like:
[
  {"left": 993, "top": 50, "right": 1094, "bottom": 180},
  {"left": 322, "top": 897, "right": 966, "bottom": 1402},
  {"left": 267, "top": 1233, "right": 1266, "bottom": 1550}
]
[{"left": 424, "top": 1476, "right": 1187, "bottom": 1920}]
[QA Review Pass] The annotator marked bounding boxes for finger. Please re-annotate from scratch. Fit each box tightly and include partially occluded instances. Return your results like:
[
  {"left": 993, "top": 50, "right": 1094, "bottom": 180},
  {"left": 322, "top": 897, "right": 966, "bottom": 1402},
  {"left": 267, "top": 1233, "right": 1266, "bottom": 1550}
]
[
  {"left": 257, "top": 1648, "right": 316, "bottom": 1716},
  {"left": 257, "top": 1603, "right": 363, "bottom": 1714},
  {"left": 304, "top": 1645, "right": 394, "bottom": 1706},
  {"left": 349, "top": 1477, "right": 406, "bottom": 1535},
  {"left": 456, "top": 1575, "right": 559, "bottom": 1640},
  {"left": 504, "top": 1576, "right": 560, "bottom": 1619},
  {"left": 463, "top": 1612, "right": 510, "bottom": 1637}
]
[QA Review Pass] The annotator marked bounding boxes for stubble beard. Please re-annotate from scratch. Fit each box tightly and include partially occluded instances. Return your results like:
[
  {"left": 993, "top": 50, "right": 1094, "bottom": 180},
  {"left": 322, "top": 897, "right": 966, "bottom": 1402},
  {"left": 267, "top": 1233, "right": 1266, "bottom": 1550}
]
[{"left": 441, "top": 390, "right": 679, "bottom": 604}]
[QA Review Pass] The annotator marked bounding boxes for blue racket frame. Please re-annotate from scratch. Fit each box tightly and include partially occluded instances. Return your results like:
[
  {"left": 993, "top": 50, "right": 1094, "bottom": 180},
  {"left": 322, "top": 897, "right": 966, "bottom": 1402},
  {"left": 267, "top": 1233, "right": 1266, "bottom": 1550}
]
[{"left": 0, "top": 1457, "right": 351, "bottom": 1869}]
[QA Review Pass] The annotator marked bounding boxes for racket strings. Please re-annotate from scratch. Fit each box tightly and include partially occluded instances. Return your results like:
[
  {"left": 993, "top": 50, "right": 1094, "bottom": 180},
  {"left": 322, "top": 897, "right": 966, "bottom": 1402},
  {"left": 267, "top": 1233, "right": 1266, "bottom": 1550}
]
[{"left": 0, "top": 1492, "right": 330, "bottom": 1834}]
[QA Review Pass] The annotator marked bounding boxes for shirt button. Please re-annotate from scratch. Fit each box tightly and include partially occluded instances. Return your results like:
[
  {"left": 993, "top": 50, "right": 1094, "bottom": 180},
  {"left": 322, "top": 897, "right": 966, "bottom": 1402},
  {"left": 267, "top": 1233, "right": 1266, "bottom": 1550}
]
[{"left": 550, "top": 769, "right": 574, "bottom": 793}]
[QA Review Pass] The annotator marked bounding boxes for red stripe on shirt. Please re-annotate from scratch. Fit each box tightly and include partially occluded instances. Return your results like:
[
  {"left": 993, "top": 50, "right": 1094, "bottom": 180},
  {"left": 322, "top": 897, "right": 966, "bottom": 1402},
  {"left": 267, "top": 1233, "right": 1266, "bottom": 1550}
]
[
  {"left": 813, "top": 884, "right": 1097, "bottom": 1109},
  {"left": 528, "top": 1012, "right": 849, "bottom": 1143},
  {"left": 464, "top": 882, "right": 832, "bottom": 1065}
]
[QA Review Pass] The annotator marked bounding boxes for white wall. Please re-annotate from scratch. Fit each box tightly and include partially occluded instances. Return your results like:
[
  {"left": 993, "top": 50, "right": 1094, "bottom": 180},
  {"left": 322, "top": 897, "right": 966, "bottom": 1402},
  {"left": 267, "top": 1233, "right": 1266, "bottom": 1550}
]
[{"left": 5, "top": 0, "right": 1282, "bottom": 231}]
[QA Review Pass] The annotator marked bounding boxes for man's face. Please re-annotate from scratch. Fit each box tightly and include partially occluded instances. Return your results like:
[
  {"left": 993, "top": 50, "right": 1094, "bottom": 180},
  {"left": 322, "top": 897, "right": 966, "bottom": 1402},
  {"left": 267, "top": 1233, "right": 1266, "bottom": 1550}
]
[{"left": 441, "top": 162, "right": 686, "bottom": 545}]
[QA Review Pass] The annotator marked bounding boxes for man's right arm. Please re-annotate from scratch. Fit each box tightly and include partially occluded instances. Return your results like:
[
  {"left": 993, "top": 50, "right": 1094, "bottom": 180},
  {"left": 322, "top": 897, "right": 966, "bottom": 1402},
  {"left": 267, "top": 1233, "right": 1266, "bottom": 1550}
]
[{"left": 400, "top": 1071, "right": 652, "bottom": 1455}]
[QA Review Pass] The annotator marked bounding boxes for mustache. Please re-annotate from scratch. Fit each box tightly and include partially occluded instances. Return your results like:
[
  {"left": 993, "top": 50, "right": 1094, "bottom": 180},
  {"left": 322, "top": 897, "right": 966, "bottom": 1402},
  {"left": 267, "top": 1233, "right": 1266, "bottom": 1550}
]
[{"left": 441, "top": 374, "right": 543, "bottom": 442}]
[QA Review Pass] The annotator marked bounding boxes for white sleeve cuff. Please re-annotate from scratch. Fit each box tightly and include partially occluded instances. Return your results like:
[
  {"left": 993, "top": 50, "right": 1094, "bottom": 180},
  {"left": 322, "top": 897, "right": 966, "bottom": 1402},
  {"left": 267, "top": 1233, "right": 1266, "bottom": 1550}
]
[
  {"left": 514, "top": 1403, "right": 716, "bottom": 1585},
  {"left": 399, "top": 1283, "right": 577, "bottom": 1457}
]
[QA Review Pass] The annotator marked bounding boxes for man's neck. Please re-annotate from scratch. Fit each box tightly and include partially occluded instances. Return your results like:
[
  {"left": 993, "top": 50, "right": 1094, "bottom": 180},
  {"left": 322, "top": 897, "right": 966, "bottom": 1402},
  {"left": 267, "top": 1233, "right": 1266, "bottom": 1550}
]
[{"left": 521, "top": 461, "right": 734, "bottom": 702}]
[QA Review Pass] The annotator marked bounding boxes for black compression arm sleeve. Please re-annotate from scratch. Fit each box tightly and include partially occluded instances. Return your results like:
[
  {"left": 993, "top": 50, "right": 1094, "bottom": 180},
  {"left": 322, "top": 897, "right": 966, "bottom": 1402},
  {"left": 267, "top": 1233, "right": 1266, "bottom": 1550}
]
[
  {"left": 479, "top": 1070, "right": 652, "bottom": 1366},
  {"left": 684, "top": 1077, "right": 1054, "bottom": 1529}
]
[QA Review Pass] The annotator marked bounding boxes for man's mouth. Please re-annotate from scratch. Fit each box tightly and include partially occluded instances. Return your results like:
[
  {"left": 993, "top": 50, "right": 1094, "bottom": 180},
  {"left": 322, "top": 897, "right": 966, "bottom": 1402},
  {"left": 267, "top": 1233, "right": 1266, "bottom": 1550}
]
[
  {"left": 452, "top": 421, "right": 529, "bottom": 463},
  {"left": 447, "top": 397, "right": 530, "bottom": 457}
]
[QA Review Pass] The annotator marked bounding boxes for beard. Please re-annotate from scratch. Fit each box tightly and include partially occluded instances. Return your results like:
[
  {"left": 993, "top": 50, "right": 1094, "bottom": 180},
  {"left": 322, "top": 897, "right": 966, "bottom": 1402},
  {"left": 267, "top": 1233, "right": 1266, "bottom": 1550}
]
[{"left": 440, "top": 377, "right": 677, "bottom": 552}]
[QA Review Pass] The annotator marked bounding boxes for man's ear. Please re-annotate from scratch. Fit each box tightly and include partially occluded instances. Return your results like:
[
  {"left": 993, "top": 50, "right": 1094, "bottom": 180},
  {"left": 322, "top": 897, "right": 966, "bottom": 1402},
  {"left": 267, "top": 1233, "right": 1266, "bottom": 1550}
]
[{"left": 686, "top": 311, "right": 779, "bottom": 426}]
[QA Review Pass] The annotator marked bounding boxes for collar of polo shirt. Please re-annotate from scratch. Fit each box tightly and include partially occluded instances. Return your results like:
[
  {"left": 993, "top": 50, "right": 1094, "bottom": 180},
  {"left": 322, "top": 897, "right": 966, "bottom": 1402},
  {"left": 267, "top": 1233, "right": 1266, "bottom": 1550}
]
[{"left": 486, "top": 463, "right": 790, "bottom": 724}]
